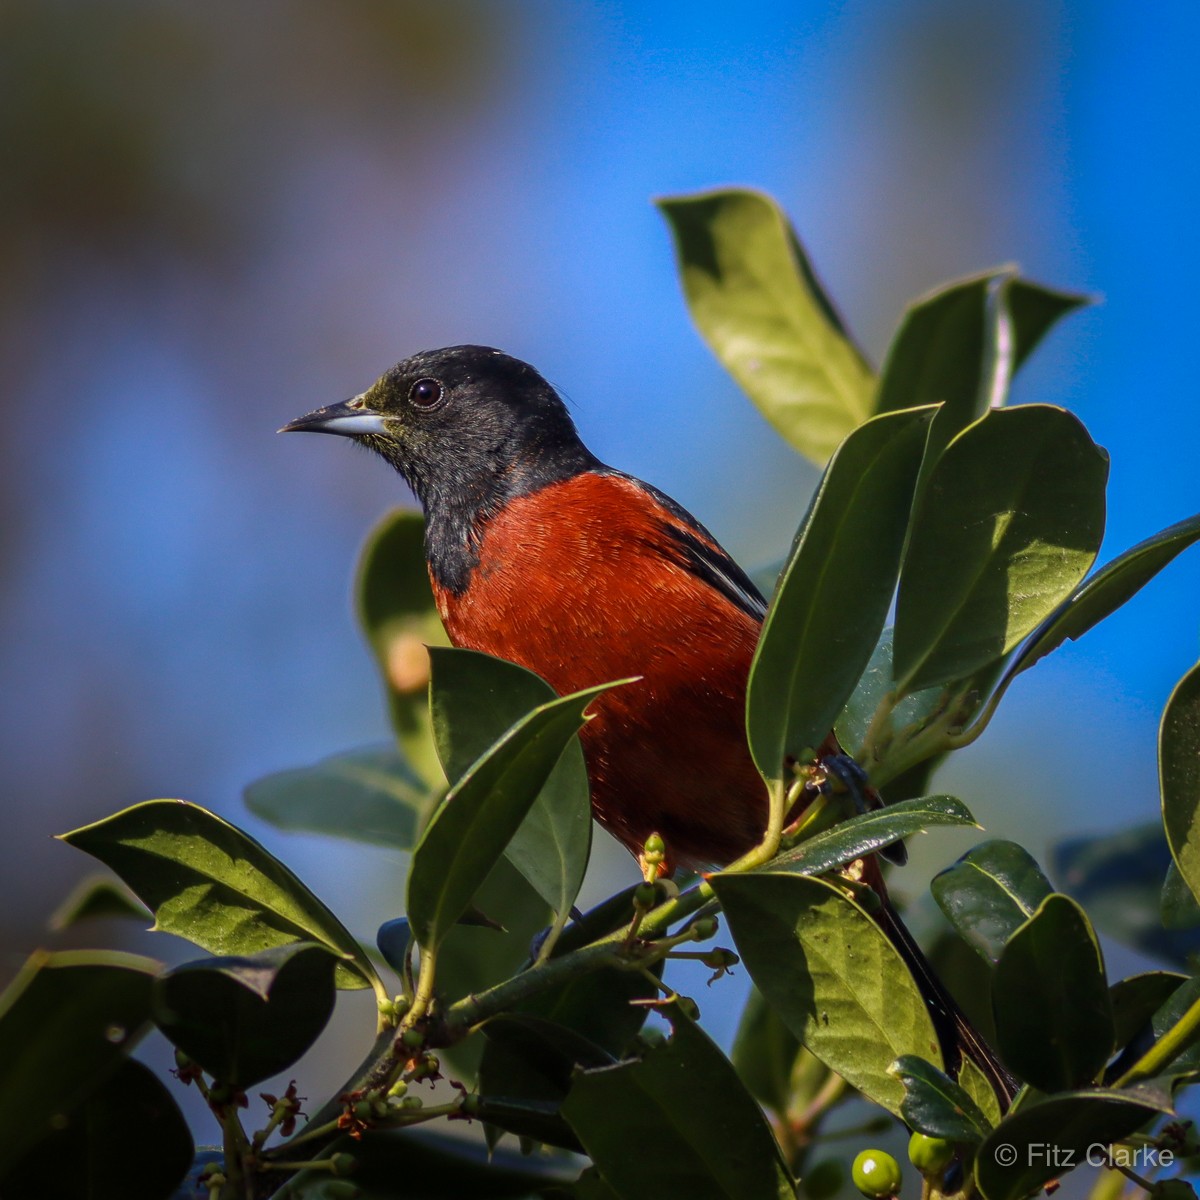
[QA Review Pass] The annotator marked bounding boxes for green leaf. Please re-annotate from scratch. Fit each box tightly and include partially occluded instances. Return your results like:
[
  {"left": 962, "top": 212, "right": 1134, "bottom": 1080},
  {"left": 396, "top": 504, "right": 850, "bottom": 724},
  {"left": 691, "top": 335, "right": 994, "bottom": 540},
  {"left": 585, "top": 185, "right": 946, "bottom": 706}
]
[
  {"left": 957, "top": 1056, "right": 1003, "bottom": 1130},
  {"left": 0, "top": 949, "right": 159, "bottom": 1174},
  {"left": 1162, "top": 658, "right": 1200, "bottom": 909},
  {"left": 997, "top": 512, "right": 1200, "bottom": 692},
  {"left": 1144, "top": 975, "right": 1200, "bottom": 1078},
  {"left": 770, "top": 794, "right": 976, "bottom": 875},
  {"left": 1162, "top": 859, "right": 1200, "bottom": 929},
  {"left": 430, "top": 647, "right": 592, "bottom": 921},
  {"left": 0, "top": 1058, "right": 192, "bottom": 1200},
  {"left": 1110, "top": 972, "right": 1186, "bottom": 1049},
  {"left": 60, "top": 800, "right": 380, "bottom": 992},
  {"left": 875, "top": 268, "right": 1014, "bottom": 420},
  {"left": 562, "top": 1008, "right": 796, "bottom": 1200},
  {"left": 658, "top": 188, "right": 874, "bottom": 464},
  {"left": 731, "top": 986, "right": 802, "bottom": 1117},
  {"left": 889, "top": 1053, "right": 993, "bottom": 1143},
  {"left": 48, "top": 874, "right": 150, "bottom": 929},
  {"left": 1006, "top": 278, "right": 1093, "bottom": 372},
  {"left": 747, "top": 405, "right": 935, "bottom": 784},
  {"left": 711, "top": 872, "right": 942, "bottom": 1115},
  {"left": 153, "top": 942, "right": 338, "bottom": 1086},
  {"left": 407, "top": 678, "right": 621, "bottom": 953},
  {"left": 893, "top": 405, "right": 1108, "bottom": 694},
  {"left": 1053, "top": 822, "right": 1200, "bottom": 968},
  {"left": 357, "top": 508, "right": 450, "bottom": 788},
  {"left": 974, "top": 1090, "right": 1168, "bottom": 1200},
  {"left": 931, "top": 840, "right": 1053, "bottom": 965},
  {"left": 245, "top": 744, "right": 432, "bottom": 852},
  {"left": 993, "top": 894, "right": 1114, "bottom": 1091}
]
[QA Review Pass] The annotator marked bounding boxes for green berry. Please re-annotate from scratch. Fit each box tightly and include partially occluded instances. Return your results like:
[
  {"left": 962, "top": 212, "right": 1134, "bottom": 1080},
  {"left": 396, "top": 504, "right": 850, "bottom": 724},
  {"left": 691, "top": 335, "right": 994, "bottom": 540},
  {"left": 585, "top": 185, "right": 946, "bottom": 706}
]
[
  {"left": 852, "top": 1149, "right": 902, "bottom": 1198},
  {"left": 399, "top": 1027, "right": 424, "bottom": 1050},
  {"left": 329, "top": 1152, "right": 357, "bottom": 1177},
  {"left": 690, "top": 915, "right": 718, "bottom": 940},
  {"left": 674, "top": 995, "right": 700, "bottom": 1021},
  {"left": 908, "top": 1131, "right": 954, "bottom": 1175},
  {"left": 643, "top": 833, "right": 666, "bottom": 860},
  {"left": 633, "top": 881, "right": 659, "bottom": 908}
]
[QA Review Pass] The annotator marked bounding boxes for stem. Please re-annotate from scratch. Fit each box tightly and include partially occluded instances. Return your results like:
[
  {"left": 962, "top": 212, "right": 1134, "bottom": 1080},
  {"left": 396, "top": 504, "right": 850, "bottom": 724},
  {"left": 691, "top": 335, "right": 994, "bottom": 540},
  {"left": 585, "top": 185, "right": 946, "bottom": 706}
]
[
  {"left": 404, "top": 945, "right": 438, "bottom": 1029},
  {"left": 533, "top": 905, "right": 571, "bottom": 966},
  {"left": 859, "top": 689, "right": 899, "bottom": 765},
  {"left": 1115, "top": 993, "right": 1200, "bottom": 1087}
]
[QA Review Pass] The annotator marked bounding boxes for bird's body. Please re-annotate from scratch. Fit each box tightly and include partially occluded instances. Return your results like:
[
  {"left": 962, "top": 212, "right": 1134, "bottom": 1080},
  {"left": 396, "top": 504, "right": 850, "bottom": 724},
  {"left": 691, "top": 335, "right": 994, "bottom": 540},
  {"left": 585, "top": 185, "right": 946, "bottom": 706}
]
[{"left": 430, "top": 468, "right": 767, "bottom": 867}]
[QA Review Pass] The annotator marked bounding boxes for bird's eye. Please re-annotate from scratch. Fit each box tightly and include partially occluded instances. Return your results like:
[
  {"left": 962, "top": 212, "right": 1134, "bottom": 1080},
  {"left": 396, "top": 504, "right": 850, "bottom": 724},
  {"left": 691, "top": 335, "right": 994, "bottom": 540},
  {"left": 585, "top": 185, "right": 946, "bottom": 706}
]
[{"left": 409, "top": 378, "right": 444, "bottom": 409}]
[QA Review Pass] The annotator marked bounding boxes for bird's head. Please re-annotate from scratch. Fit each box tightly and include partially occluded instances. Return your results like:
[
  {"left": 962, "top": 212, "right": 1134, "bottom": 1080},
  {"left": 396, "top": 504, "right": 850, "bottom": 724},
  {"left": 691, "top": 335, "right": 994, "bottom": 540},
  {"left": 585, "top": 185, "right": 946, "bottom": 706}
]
[{"left": 281, "top": 345, "right": 597, "bottom": 514}]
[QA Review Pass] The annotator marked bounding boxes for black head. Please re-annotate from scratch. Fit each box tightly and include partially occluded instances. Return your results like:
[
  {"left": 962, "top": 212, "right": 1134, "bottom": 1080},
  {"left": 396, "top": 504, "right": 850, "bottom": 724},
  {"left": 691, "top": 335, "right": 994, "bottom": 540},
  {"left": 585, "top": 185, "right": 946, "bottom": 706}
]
[{"left": 282, "top": 345, "right": 601, "bottom": 590}]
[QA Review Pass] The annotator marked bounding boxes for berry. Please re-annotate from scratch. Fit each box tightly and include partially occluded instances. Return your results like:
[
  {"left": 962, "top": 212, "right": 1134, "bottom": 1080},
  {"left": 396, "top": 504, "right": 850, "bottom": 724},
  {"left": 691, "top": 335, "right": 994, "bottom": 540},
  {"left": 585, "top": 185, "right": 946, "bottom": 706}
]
[
  {"left": 852, "top": 1149, "right": 902, "bottom": 1198},
  {"left": 908, "top": 1131, "right": 954, "bottom": 1175}
]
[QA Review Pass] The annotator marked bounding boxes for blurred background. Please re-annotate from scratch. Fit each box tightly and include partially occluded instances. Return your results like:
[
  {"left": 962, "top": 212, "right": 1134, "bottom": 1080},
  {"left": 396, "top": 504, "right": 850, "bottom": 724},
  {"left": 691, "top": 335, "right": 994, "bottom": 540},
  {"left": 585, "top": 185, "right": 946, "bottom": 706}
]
[{"left": 2, "top": 0, "right": 1198, "bottom": 1147}]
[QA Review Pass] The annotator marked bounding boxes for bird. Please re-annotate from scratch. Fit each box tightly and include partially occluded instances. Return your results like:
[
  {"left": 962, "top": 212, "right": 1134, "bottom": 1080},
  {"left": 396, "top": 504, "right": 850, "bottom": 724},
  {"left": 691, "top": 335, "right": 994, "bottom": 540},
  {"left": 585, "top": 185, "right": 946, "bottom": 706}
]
[{"left": 281, "top": 343, "right": 1015, "bottom": 1104}]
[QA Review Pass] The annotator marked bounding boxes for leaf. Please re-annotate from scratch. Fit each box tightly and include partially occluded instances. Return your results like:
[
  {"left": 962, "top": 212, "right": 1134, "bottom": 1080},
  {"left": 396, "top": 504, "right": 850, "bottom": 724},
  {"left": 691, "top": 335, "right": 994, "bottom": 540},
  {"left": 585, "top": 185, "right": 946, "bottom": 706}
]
[
  {"left": 1148, "top": 975, "right": 1200, "bottom": 1077},
  {"left": 731, "top": 986, "right": 802, "bottom": 1116},
  {"left": 0, "top": 1058, "right": 192, "bottom": 1200},
  {"left": 430, "top": 647, "right": 592, "bottom": 920},
  {"left": 993, "top": 894, "right": 1114, "bottom": 1092},
  {"left": 931, "top": 840, "right": 1053, "bottom": 964},
  {"left": 48, "top": 875, "right": 150, "bottom": 929},
  {"left": 769, "top": 794, "right": 976, "bottom": 875},
  {"left": 244, "top": 744, "right": 432, "bottom": 851},
  {"left": 60, "top": 800, "right": 380, "bottom": 992},
  {"left": 407, "top": 678, "right": 620, "bottom": 953},
  {"left": 996, "top": 513, "right": 1200, "bottom": 692},
  {"left": 711, "top": 872, "right": 942, "bottom": 1115},
  {"left": 974, "top": 1090, "right": 1169, "bottom": 1200},
  {"left": 893, "top": 405, "right": 1109, "bottom": 694},
  {"left": 1006, "top": 278, "right": 1093, "bottom": 372},
  {"left": 957, "top": 1056, "right": 1003, "bottom": 1130},
  {"left": 153, "top": 942, "right": 338, "bottom": 1086},
  {"left": 356, "top": 508, "right": 450, "bottom": 788},
  {"left": 562, "top": 1008, "right": 796, "bottom": 1200},
  {"left": 0, "top": 949, "right": 159, "bottom": 1174},
  {"left": 657, "top": 188, "right": 874, "bottom": 464},
  {"left": 747, "top": 406, "right": 935, "bottom": 784},
  {"left": 1162, "top": 658, "right": 1200, "bottom": 909},
  {"left": 1053, "top": 822, "right": 1200, "bottom": 968},
  {"left": 889, "top": 1053, "right": 993, "bottom": 1143},
  {"left": 875, "top": 268, "right": 1015, "bottom": 420},
  {"left": 1162, "top": 859, "right": 1200, "bottom": 929},
  {"left": 1110, "top": 972, "right": 1186, "bottom": 1049}
]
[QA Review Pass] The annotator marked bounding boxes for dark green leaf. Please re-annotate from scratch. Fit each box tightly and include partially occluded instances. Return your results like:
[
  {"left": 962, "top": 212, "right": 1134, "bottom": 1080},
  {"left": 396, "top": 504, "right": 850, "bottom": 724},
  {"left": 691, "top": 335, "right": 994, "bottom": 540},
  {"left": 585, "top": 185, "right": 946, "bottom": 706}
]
[
  {"left": 931, "top": 840, "right": 1053, "bottom": 964},
  {"left": 1162, "top": 859, "right": 1200, "bottom": 929},
  {"left": 894, "top": 405, "right": 1108, "bottom": 694},
  {"left": 711, "top": 872, "right": 942, "bottom": 1115},
  {"left": 957, "top": 1056, "right": 1003, "bottom": 1130},
  {"left": 1150, "top": 976, "right": 1200, "bottom": 1077},
  {"left": 430, "top": 647, "right": 592, "bottom": 920},
  {"left": 1006, "top": 278, "right": 1093, "bottom": 372},
  {"left": 407, "top": 678, "right": 620, "bottom": 953},
  {"left": 0, "top": 949, "right": 159, "bottom": 1174},
  {"left": 1, "top": 1058, "right": 192, "bottom": 1200},
  {"left": 282, "top": 1128, "right": 579, "bottom": 1200},
  {"left": 770, "top": 794, "right": 976, "bottom": 875},
  {"left": 993, "top": 894, "right": 1114, "bottom": 1091},
  {"left": 48, "top": 875, "right": 150, "bottom": 929},
  {"left": 889, "top": 1053, "right": 993, "bottom": 1143},
  {"left": 244, "top": 744, "right": 432, "bottom": 851},
  {"left": 562, "top": 1009, "right": 796, "bottom": 1200},
  {"left": 1162, "top": 658, "right": 1200, "bottom": 909},
  {"left": 731, "top": 986, "right": 802, "bottom": 1116},
  {"left": 153, "top": 942, "right": 338, "bottom": 1086},
  {"left": 60, "top": 800, "right": 380, "bottom": 992},
  {"left": 658, "top": 188, "right": 874, "bottom": 464},
  {"left": 747, "top": 406, "right": 935, "bottom": 784},
  {"left": 974, "top": 1090, "right": 1168, "bottom": 1200},
  {"left": 1053, "top": 822, "right": 1200, "bottom": 968},
  {"left": 356, "top": 509, "right": 450, "bottom": 788},
  {"left": 1110, "top": 972, "right": 1186, "bottom": 1049},
  {"left": 998, "top": 513, "right": 1200, "bottom": 691},
  {"left": 875, "top": 267, "right": 1014, "bottom": 421}
]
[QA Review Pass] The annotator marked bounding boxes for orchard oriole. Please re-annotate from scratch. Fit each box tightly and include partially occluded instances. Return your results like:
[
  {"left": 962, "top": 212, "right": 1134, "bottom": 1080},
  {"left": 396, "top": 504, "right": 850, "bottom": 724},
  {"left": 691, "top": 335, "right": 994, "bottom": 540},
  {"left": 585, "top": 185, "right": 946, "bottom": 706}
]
[{"left": 282, "top": 344, "right": 1015, "bottom": 1104}]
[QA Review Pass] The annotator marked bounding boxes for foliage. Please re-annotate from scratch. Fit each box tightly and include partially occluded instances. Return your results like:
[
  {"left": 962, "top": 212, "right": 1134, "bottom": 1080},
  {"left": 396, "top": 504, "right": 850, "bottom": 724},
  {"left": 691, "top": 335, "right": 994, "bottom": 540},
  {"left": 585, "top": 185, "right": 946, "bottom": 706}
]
[{"left": 5, "top": 186, "right": 1200, "bottom": 1200}]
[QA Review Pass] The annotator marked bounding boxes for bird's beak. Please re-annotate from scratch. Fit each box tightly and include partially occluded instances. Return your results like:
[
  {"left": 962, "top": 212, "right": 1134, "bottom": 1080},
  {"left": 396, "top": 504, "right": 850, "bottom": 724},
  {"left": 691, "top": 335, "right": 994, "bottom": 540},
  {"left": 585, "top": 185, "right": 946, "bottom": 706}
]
[{"left": 279, "top": 396, "right": 388, "bottom": 437}]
